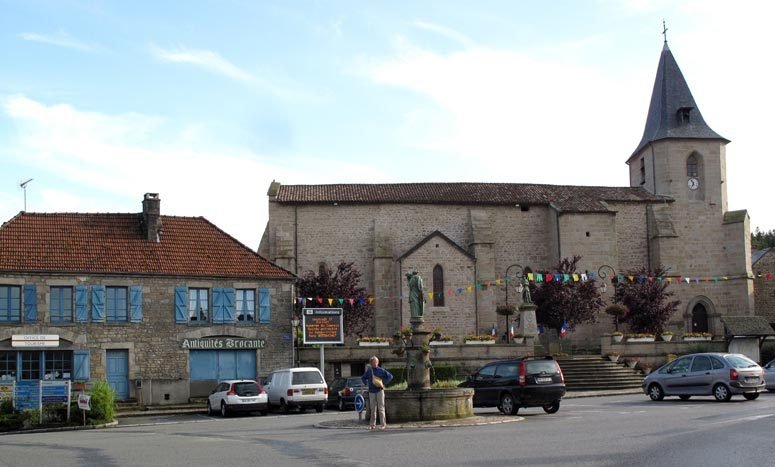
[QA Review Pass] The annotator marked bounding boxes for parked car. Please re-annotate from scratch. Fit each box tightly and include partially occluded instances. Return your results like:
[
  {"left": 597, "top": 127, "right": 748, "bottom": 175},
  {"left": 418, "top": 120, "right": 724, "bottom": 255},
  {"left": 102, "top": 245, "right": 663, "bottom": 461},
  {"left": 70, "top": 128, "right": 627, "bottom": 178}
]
[
  {"left": 265, "top": 367, "right": 328, "bottom": 413},
  {"left": 327, "top": 376, "right": 367, "bottom": 411},
  {"left": 207, "top": 379, "right": 268, "bottom": 417},
  {"left": 642, "top": 352, "right": 765, "bottom": 402},
  {"left": 458, "top": 356, "right": 566, "bottom": 415},
  {"left": 763, "top": 358, "right": 775, "bottom": 392}
]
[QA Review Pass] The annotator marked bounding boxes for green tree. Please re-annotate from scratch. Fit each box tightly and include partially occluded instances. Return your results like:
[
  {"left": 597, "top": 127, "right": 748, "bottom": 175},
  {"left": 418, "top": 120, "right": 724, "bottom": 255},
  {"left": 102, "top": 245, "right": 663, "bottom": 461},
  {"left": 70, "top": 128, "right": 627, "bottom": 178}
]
[
  {"left": 615, "top": 266, "right": 680, "bottom": 334},
  {"left": 296, "top": 262, "right": 374, "bottom": 337},
  {"left": 752, "top": 227, "right": 775, "bottom": 250},
  {"left": 531, "top": 256, "right": 606, "bottom": 333}
]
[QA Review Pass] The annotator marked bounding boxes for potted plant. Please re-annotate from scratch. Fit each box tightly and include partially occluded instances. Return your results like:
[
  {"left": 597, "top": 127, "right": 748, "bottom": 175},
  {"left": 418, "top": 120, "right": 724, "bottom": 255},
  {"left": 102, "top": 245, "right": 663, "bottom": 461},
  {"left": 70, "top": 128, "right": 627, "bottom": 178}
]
[
  {"left": 640, "top": 363, "right": 654, "bottom": 375},
  {"left": 512, "top": 333, "right": 525, "bottom": 344},
  {"left": 420, "top": 343, "right": 430, "bottom": 354},
  {"left": 464, "top": 334, "right": 496, "bottom": 345},
  {"left": 659, "top": 330, "right": 673, "bottom": 342},
  {"left": 611, "top": 331, "right": 624, "bottom": 343},
  {"left": 623, "top": 357, "right": 640, "bottom": 368},
  {"left": 429, "top": 332, "right": 454, "bottom": 346},
  {"left": 606, "top": 352, "right": 620, "bottom": 363},
  {"left": 682, "top": 332, "right": 712, "bottom": 341},
  {"left": 358, "top": 336, "right": 390, "bottom": 346},
  {"left": 625, "top": 332, "right": 655, "bottom": 342}
]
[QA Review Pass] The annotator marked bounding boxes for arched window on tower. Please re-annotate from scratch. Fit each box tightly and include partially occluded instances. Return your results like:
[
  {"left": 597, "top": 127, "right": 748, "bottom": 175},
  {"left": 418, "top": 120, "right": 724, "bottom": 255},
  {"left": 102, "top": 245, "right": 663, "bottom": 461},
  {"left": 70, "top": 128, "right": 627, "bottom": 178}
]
[
  {"left": 433, "top": 265, "right": 444, "bottom": 307},
  {"left": 687, "top": 154, "right": 698, "bottom": 178}
]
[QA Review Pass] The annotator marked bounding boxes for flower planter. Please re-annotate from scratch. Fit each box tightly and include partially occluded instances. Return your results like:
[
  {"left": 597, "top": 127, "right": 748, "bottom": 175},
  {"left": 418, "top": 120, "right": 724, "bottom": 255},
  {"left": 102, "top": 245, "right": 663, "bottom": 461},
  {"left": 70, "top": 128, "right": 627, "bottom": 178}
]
[
  {"left": 465, "top": 340, "right": 495, "bottom": 345},
  {"left": 607, "top": 355, "right": 620, "bottom": 363},
  {"left": 661, "top": 334, "right": 673, "bottom": 342},
  {"left": 627, "top": 337, "right": 655, "bottom": 343},
  {"left": 359, "top": 341, "right": 389, "bottom": 347},
  {"left": 512, "top": 337, "right": 525, "bottom": 344},
  {"left": 612, "top": 334, "right": 624, "bottom": 343},
  {"left": 624, "top": 360, "right": 639, "bottom": 368},
  {"left": 683, "top": 336, "right": 711, "bottom": 342},
  {"left": 641, "top": 367, "right": 653, "bottom": 375},
  {"left": 429, "top": 341, "right": 453, "bottom": 346}
]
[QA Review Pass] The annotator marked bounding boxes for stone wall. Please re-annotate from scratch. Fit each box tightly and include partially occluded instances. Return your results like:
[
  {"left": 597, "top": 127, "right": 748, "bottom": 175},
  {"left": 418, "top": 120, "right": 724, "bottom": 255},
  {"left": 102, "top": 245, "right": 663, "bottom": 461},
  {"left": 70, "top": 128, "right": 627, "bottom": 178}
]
[{"left": 753, "top": 250, "right": 775, "bottom": 325}]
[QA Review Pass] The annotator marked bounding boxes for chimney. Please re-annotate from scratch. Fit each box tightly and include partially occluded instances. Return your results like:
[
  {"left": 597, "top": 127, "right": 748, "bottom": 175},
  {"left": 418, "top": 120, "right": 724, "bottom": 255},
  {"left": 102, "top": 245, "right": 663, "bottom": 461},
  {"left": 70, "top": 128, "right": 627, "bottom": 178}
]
[{"left": 142, "top": 193, "right": 162, "bottom": 242}]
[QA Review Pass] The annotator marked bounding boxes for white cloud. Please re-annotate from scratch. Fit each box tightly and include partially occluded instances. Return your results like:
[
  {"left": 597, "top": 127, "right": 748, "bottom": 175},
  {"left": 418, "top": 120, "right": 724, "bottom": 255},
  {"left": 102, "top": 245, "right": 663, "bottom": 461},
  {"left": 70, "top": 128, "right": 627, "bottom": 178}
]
[
  {"left": 18, "top": 32, "right": 97, "bottom": 52},
  {"left": 411, "top": 20, "right": 474, "bottom": 48},
  {"left": 150, "top": 44, "right": 255, "bottom": 83}
]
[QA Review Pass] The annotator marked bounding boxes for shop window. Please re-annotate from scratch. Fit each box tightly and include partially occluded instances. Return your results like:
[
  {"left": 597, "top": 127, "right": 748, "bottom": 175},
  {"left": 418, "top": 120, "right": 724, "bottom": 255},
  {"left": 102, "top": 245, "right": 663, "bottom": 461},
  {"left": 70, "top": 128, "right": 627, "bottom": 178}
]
[
  {"left": 0, "top": 285, "right": 21, "bottom": 323},
  {"left": 45, "top": 350, "right": 73, "bottom": 380},
  {"left": 0, "top": 351, "right": 16, "bottom": 381},
  {"left": 21, "top": 351, "right": 41, "bottom": 380},
  {"left": 236, "top": 289, "right": 256, "bottom": 322},
  {"left": 50, "top": 286, "right": 73, "bottom": 323}
]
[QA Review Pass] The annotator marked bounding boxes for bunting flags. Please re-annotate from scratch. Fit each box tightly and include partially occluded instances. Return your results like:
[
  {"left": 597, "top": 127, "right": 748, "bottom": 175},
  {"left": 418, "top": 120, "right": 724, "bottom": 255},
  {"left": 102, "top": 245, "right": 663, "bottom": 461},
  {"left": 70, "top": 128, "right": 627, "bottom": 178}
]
[{"left": 292, "top": 267, "right": 770, "bottom": 307}]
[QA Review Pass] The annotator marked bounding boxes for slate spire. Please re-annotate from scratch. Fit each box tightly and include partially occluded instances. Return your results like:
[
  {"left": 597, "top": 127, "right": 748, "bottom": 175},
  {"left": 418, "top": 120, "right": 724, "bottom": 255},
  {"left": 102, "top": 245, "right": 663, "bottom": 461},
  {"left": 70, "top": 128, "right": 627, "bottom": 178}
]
[{"left": 630, "top": 42, "right": 728, "bottom": 158}]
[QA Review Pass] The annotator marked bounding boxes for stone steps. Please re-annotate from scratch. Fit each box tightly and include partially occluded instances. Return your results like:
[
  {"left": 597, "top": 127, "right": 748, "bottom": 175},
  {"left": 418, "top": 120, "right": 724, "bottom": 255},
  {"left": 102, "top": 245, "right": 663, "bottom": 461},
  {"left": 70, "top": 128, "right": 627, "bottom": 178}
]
[{"left": 557, "top": 357, "right": 644, "bottom": 392}]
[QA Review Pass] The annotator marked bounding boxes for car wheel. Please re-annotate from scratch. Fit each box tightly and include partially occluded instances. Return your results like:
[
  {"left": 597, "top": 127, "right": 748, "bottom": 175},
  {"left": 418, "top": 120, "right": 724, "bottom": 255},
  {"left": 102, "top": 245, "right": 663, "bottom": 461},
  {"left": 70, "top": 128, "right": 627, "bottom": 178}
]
[
  {"left": 542, "top": 400, "right": 560, "bottom": 414},
  {"left": 316, "top": 405, "right": 324, "bottom": 413},
  {"left": 679, "top": 395, "right": 691, "bottom": 401},
  {"left": 281, "top": 399, "right": 290, "bottom": 414},
  {"left": 743, "top": 392, "right": 760, "bottom": 401},
  {"left": 338, "top": 398, "right": 345, "bottom": 411},
  {"left": 713, "top": 383, "right": 732, "bottom": 402},
  {"left": 647, "top": 383, "right": 664, "bottom": 401},
  {"left": 220, "top": 402, "right": 229, "bottom": 417},
  {"left": 500, "top": 393, "right": 518, "bottom": 415},
  {"left": 206, "top": 400, "right": 214, "bottom": 416}
]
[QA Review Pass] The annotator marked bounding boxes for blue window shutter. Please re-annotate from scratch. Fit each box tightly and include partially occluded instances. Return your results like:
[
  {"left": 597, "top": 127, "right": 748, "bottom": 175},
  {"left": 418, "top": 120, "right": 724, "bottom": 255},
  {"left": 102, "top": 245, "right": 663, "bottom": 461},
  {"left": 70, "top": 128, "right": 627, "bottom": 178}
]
[
  {"left": 75, "top": 285, "right": 88, "bottom": 322},
  {"left": 73, "top": 350, "right": 90, "bottom": 381},
  {"left": 130, "top": 286, "right": 143, "bottom": 323},
  {"left": 23, "top": 284, "right": 37, "bottom": 322},
  {"left": 212, "top": 288, "right": 224, "bottom": 323},
  {"left": 91, "top": 285, "right": 105, "bottom": 322},
  {"left": 258, "top": 288, "right": 270, "bottom": 324},
  {"left": 175, "top": 286, "right": 187, "bottom": 323},
  {"left": 224, "top": 288, "right": 235, "bottom": 323}
]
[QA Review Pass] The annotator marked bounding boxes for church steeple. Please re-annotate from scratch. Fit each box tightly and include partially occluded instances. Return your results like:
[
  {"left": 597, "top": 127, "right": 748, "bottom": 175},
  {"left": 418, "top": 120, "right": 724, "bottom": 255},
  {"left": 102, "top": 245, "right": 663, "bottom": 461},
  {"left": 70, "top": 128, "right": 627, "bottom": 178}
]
[{"left": 630, "top": 42, "right": 728, "bottom": 160}]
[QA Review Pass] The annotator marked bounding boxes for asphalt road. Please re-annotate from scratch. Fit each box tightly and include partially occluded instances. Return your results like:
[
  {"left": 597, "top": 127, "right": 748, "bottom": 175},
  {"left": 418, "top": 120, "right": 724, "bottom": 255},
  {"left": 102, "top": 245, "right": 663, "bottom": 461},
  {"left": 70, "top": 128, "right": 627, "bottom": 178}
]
[{"left": 1, "top": 392, "right": 773, "bottom": 467}]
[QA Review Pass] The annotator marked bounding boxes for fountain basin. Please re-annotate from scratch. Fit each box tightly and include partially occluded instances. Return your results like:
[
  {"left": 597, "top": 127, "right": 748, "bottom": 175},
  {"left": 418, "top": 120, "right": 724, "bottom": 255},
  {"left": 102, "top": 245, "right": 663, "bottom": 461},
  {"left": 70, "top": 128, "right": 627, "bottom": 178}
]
[{"left": 384, "top": 388, "right": 474, "bottom": 423}]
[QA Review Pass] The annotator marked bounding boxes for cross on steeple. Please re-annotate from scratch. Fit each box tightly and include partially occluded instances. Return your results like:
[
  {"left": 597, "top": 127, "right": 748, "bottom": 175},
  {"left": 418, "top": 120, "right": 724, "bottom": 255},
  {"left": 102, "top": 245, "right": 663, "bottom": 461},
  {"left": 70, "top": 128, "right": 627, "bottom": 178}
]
[{"left": 662, "top": 19, "right": 668, "bottom": 44}]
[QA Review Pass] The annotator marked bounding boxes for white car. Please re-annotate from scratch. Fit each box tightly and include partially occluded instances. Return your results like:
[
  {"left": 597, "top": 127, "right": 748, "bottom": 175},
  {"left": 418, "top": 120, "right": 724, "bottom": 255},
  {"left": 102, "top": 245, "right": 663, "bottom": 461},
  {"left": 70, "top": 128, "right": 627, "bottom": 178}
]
[
  {"left": 764, "top": 359, "right": 775, "bottom": 391},
  {"left": 207, "top": 379, "right": 268, "bottom": 417}
]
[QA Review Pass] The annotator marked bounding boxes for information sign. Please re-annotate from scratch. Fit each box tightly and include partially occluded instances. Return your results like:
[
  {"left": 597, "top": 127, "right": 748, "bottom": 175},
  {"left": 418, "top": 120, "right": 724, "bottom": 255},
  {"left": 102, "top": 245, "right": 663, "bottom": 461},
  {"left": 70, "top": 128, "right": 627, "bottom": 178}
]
[
  {"left": 354, "top": 393, "right": 365, "bottom": 412},
  {"left": 302, "top": 308, "right": 344, "bottom": 344},
  {"left": 78, "top": 394, "right": 91, "bottom": 411},
  {"left": 41, "top": 380, "right": 69, "bottom": 403}
]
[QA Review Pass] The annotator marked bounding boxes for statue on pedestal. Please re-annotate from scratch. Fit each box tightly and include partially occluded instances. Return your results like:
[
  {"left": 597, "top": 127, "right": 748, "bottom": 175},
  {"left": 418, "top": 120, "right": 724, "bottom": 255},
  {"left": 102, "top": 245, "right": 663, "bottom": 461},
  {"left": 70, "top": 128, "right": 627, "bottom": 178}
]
[{"left": 406, "top": 271, "right": 425, "bottom": 321}]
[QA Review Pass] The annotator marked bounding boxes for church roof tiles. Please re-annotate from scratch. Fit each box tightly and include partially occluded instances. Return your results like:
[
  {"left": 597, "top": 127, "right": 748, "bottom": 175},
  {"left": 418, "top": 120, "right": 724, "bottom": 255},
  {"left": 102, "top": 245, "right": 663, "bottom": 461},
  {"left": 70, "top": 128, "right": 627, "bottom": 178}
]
[{"left": 274, "top": 182, "right": 668, "bottom": 213}]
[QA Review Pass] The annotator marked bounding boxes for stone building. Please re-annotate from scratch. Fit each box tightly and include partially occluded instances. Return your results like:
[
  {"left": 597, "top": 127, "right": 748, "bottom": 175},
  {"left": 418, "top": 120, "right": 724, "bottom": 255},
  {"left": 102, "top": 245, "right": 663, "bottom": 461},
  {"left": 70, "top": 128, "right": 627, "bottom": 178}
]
[
  {"left": 259, "top": 41, "right": 753, "bottom": 352},
  {"left": 0, "top": 193, "right": 294, "bottom": 404},
  {"left": 752, "top": 248, "right": 775, "bottom": 327}
]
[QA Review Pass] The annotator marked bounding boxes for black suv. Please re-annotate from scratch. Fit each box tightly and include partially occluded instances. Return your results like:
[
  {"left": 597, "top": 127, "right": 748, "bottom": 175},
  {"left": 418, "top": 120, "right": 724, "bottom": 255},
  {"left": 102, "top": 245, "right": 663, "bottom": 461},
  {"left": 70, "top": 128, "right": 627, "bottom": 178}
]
[{"left": 458, "top": 357, "right": 566, "bottom": 415}]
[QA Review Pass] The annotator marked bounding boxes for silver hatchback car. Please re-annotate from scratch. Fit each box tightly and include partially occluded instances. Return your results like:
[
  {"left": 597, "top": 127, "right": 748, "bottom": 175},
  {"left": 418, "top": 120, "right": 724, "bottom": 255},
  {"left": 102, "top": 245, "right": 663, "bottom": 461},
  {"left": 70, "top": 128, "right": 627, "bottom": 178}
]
[{"left": 643, "top": 353, "right": 765, "bottom": 402}]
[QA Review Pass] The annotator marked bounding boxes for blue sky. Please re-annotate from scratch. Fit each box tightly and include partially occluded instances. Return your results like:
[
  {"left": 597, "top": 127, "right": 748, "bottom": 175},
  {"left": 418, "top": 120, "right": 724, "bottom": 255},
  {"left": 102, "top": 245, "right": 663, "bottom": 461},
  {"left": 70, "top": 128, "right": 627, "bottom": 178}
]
[{"left": 2, "top": 0, "right": 774, "bottom": 250}]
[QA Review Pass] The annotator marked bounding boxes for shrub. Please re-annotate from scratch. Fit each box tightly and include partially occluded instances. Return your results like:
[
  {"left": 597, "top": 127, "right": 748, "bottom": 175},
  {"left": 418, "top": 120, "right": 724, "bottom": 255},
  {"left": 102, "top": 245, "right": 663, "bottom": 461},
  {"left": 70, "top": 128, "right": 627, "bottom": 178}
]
[
  {"left": 0, "top": 399, "right": 13, "bottom": 414},
  {"left": 88, "top": 380, "right": 116, "bottom": 423}
]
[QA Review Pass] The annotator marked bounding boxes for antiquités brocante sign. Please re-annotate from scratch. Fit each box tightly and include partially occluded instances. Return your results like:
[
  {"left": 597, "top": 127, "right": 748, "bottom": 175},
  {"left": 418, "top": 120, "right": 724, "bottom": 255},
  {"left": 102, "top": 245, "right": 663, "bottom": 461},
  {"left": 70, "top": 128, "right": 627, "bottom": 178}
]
[{"left": 180, "top": 337, "right": 265, "bottom": 350}]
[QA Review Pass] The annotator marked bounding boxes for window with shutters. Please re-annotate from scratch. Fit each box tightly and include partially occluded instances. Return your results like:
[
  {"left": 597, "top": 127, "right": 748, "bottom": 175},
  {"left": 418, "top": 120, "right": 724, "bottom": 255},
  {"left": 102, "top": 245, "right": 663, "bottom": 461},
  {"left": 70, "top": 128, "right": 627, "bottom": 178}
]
[
  {"left": 106, "top": 286, "right": 128, "bottom": 322},
  {"left": 189, "top": 288, "right": 209, "bottom": 322},
  {"left": 50, "top": 286, "right": 73, "bottom": 323},
  {"left": 433, "top": 265, "right": 444, "bottom": 307},
  {"left": 236, "top": 289, "right": 256, "bottom": 322},
  {"left": 0, "top": 285, "right": 21, "bottom": 323}
]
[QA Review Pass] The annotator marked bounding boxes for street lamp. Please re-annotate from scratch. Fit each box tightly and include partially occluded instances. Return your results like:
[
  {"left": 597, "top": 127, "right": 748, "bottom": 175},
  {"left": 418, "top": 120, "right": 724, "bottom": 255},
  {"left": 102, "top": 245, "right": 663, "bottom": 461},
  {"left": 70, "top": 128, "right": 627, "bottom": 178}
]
[{"left": 598, "top": 264, "right": 617, "bottom": 294}]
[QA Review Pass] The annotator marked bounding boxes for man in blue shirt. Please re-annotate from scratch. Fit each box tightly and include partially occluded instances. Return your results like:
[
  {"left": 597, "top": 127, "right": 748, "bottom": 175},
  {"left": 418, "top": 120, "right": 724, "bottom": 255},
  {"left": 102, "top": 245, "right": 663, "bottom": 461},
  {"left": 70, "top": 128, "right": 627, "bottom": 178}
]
[{"left": 362, "top": 355, "right": 393, "bottom": 430}]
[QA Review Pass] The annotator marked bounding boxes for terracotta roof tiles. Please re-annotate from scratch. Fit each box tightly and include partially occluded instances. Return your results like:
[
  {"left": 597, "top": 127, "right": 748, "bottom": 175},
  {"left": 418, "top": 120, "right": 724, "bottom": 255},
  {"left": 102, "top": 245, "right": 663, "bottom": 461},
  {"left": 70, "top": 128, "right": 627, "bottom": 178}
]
[{"left": 0, "top": 212, "right": 293, "bottom": 279}]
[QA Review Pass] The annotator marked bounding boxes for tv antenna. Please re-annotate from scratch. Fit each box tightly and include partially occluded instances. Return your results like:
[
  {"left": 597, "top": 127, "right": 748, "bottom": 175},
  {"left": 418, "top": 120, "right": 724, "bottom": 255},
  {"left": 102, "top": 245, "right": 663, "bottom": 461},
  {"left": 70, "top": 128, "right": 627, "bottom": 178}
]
[{"left": 20, "top": 178, "right": 33, "bottom": 212}]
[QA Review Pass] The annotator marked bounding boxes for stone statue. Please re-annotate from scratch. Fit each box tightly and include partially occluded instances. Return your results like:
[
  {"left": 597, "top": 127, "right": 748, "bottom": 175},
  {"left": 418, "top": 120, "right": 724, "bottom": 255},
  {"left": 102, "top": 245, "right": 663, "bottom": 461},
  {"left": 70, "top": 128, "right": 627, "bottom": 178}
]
[
  {"left": 521, "top": 277, "right": 532, "bottom": 305},
  {"left": 407, "top": 271, "right": 425, "bottom": 320}
]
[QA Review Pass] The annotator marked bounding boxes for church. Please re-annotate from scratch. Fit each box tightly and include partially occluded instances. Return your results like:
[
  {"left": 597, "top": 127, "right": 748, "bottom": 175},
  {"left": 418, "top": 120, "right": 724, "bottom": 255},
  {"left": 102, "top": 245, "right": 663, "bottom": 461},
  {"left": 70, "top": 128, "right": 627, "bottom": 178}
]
[{"left": 259, "top": 40, "right": 753, "bottom": 350}]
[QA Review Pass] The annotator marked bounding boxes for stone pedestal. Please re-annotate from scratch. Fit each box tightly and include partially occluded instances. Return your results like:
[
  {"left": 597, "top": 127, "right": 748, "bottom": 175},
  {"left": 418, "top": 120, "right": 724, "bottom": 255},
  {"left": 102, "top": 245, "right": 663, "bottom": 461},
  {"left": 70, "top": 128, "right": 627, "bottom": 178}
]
[
  {"left": 407, "top": 321, "right": 431, "bottom": 390},
  {"left": 518, "top": 304, "right": 537, "bottom": 337}
]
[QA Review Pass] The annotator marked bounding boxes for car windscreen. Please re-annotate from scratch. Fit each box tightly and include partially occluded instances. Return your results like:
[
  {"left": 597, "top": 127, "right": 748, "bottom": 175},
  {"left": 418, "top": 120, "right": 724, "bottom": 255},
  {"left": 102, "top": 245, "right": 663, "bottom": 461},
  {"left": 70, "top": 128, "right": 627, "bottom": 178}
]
[
  {"left": 526, "top": 360, "right": 558, "bottom": 375},
  {"left": 233, "top": 382, "right": 259, "bottom": 396},
  {"left": 346, "top": 377, "right": 364, "bottom": 387},
  {"left": 725, "top": 355, "right": 759, "bottom": 369},
  {"left": 292, "top": 371, "right": 324, "bottom": 385}
]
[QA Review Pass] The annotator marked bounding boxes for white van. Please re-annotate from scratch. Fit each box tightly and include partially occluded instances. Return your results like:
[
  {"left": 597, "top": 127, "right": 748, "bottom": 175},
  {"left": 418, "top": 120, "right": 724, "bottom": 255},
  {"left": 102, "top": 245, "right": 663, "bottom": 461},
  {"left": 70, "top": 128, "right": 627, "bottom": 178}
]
[{"left": 264, "top": 367, "right": 328, "bottom": 413}]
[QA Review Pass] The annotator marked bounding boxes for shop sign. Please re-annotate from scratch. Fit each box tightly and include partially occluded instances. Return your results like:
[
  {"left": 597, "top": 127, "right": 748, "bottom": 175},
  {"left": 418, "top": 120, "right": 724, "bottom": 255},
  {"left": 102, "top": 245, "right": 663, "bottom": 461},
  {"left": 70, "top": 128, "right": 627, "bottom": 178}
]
[
  {"left": 180, "top": 337, "right": 266, "bottom": 350},
  {"left": 302, "top": 308, "right": 344, "bottom": 345},
  {"left": 12, "top": 334, "right": 59, "bottom": 347}
]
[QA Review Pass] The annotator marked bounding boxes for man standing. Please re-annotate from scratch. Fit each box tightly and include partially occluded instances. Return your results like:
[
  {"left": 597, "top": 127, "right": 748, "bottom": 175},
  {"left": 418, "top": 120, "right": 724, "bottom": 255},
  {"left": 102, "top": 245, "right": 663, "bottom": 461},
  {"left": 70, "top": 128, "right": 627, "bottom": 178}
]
[{"left": 362, "top": 355, "right": 393, "bottom": 430}]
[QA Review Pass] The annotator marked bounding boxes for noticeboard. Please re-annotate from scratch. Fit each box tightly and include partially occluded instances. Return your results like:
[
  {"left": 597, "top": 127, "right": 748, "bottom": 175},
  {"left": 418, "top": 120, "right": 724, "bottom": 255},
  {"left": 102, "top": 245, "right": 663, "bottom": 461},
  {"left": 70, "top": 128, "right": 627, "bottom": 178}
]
[{"left": 302, "top": 308, "right": 344, "bottom": 345}]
